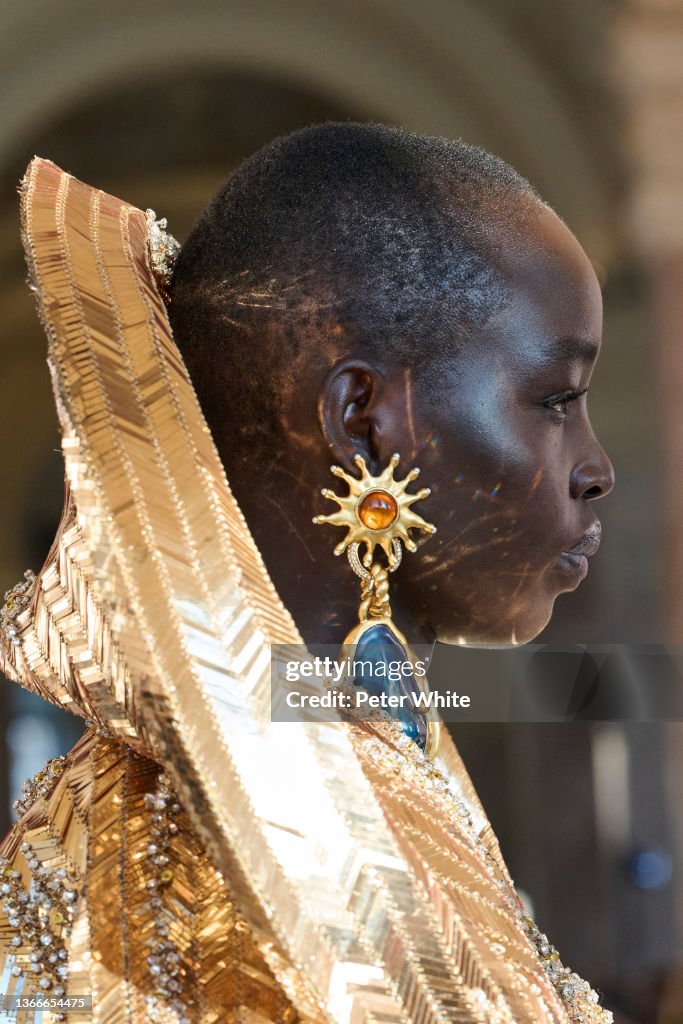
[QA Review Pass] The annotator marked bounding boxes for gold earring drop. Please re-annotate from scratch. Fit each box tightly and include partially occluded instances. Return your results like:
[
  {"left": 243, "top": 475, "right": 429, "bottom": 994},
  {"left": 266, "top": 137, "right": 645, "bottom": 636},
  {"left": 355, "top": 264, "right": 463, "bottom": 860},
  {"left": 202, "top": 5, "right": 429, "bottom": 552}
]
[{"left": 313, "top": 452, "right": 440, "bottom": 759}]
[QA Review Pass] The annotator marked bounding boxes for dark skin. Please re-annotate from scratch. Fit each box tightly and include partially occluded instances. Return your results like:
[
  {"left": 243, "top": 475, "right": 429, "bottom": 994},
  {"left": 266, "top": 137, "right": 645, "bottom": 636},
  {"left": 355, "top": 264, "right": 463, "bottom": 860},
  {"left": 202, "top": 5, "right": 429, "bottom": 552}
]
[{"left": 224, "top": 202, "right": 614, "bottom": 657}]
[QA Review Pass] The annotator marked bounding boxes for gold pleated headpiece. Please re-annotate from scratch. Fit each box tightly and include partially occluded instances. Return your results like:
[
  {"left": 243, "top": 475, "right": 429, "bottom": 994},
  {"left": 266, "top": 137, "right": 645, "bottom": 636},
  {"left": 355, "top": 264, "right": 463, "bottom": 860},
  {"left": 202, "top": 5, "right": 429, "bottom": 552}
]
[{"left": 0, "top": 158, "right": 613, "bottom": 1023}]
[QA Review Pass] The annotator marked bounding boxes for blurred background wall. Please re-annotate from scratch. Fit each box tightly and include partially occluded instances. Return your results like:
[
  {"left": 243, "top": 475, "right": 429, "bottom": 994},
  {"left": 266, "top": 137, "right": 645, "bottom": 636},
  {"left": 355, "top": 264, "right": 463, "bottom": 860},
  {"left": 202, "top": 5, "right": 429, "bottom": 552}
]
[{"left": 0, "top": 1, "right": 681, "bottom": 1021}]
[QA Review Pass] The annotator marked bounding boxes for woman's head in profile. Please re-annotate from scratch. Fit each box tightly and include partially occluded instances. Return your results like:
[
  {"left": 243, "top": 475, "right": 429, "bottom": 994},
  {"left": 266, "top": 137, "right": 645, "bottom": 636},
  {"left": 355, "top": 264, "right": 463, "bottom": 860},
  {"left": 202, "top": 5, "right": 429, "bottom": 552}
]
[{"left": 169, "top": 121, "right": 614, "bottom": 649}]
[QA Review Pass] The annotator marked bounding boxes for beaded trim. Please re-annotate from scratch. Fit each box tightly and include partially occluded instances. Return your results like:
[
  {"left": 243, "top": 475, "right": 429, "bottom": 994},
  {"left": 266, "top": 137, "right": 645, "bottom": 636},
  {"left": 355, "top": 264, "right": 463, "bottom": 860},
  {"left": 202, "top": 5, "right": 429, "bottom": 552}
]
[
  {"left": 0, "top": 845, "right": 77, "bottom": 1022},
  {"left": 0, "top": 570, "right": 36, "bottom": 646},
  {"left": 142, "top": 772, "right": 193, "bottom": 1022},
  {"left": 13, "top": 757, "right": 67, "bottom": 818}
]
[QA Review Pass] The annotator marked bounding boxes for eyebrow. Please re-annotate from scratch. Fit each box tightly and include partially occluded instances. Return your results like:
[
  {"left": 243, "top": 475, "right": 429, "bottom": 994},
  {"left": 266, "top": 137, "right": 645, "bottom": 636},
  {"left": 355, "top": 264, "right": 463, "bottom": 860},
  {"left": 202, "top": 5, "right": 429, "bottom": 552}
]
[{"left": 552, "top": 336, "right": 600, "bottom": 363}]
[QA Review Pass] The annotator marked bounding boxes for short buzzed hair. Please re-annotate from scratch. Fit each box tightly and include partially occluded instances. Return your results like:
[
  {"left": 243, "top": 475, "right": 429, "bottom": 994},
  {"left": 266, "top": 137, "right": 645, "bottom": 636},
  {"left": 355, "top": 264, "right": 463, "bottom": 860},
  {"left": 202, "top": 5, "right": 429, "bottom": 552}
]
[{"left": 169, "top": 122, "right": 541, "bottom": 465}]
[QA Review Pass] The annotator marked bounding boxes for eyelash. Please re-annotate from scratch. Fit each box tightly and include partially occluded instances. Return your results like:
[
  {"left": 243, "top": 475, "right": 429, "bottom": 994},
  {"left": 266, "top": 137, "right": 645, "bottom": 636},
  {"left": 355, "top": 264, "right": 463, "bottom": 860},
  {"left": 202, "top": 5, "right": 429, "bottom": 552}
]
[{"left": 543, "top": 387, "right": 588, "bottom": 415}]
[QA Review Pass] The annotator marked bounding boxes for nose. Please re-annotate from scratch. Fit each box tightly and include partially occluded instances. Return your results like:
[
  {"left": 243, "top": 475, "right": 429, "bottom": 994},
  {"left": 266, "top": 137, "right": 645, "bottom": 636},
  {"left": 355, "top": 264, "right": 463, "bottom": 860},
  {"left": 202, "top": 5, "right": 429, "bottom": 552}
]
[{"left": 570, "top": 444, "right": 615, "bottom": 501}]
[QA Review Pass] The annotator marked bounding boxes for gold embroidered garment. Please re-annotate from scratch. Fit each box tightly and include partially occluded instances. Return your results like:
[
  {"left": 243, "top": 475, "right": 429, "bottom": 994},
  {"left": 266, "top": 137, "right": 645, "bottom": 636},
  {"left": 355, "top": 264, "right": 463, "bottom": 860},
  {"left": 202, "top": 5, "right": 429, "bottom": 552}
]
[{"left": 0, "top": 159, "right": 612, "bottom": 1024}]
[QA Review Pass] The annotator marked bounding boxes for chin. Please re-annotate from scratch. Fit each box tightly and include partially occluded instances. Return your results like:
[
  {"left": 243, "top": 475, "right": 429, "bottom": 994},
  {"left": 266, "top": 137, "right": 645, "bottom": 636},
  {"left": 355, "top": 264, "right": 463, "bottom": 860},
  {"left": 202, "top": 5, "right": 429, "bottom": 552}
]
[{"left": 438, "top": 597, "right": 557, "bottom": 648}]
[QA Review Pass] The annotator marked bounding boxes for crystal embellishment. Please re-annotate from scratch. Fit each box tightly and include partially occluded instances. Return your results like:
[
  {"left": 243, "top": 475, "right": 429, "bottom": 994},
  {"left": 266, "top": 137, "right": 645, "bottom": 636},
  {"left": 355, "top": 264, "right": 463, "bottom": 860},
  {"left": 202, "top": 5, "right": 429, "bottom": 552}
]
[
  {"left": 0, "top": 569, "right": 36, "bottom": 645},
  {"left": 146, "top": 210, "right": 181, "bottom": 285},
  {"left": 13, "top": 756, "right": 67, "bottom": 817},
  {"left": 142, "top": 772, "right": 193, "bottom": 1020},
  {"left": 0, "top": 844, "right": 77, "bottom": 1023}
]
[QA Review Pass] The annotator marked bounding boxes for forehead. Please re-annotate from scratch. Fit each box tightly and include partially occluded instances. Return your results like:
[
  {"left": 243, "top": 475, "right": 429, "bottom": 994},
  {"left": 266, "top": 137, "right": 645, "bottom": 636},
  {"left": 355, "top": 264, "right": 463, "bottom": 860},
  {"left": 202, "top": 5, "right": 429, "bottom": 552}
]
[{"left": 487, "top": 204, "right": 603, "bottom": 369}]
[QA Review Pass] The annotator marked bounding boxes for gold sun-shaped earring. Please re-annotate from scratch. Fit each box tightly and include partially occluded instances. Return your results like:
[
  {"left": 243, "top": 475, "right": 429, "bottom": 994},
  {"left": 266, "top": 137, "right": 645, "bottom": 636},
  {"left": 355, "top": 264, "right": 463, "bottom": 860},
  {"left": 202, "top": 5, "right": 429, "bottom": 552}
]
[
  {"left": 312, "top": 452, "right": 436, "bottom": 577},
  {"left": 312, "top": 452, "right": 440, "bottom": 761}
]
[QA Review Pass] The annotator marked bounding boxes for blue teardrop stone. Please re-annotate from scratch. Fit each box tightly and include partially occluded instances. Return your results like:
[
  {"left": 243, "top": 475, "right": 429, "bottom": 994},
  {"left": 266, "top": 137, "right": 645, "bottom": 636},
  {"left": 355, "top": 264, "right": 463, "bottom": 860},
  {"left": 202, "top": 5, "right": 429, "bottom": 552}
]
[{"left": 351, "top": 623, "right": 427, "bottom": 750}]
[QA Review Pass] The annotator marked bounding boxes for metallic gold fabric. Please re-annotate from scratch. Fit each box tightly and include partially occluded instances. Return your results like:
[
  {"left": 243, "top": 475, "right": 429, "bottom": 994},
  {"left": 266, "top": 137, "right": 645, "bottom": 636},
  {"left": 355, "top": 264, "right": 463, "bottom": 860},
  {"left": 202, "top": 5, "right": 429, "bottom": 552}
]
[{"left": 0, "top": 158, "right": 611, "bottom": 1022}]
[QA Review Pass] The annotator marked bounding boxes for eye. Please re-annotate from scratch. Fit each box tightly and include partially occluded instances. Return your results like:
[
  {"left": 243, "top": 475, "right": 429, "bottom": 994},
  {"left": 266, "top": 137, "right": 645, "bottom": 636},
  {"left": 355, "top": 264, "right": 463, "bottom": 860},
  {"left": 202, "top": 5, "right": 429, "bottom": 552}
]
[{"left": 543, "top": 387, "right": 588, "bottom": 416}]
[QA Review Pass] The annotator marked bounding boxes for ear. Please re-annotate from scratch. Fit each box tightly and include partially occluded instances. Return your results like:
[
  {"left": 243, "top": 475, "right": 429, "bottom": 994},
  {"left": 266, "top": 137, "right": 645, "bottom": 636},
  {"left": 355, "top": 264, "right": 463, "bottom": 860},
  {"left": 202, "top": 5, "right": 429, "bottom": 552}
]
[{"left": 317, "top": 359, "right": 386, "bottom": 474}]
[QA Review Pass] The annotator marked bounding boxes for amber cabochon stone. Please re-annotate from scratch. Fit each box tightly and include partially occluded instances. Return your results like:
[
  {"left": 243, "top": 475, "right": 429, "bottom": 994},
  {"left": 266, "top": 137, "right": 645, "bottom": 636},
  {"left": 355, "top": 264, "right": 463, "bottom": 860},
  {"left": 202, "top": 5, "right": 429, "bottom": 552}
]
[{"left": 357, "top": 489, "right": 399, "bottom": 530}]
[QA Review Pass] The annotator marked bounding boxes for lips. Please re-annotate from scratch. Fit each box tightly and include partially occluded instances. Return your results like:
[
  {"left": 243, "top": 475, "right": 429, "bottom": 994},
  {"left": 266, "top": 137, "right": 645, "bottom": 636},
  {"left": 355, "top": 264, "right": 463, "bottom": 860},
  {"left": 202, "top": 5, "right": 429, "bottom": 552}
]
[
  {"left": 556, "top": 522, "right": 601, "bottom": 579},
  {"left": 564, "top": 521, "right": 602, "bottom": 558}
]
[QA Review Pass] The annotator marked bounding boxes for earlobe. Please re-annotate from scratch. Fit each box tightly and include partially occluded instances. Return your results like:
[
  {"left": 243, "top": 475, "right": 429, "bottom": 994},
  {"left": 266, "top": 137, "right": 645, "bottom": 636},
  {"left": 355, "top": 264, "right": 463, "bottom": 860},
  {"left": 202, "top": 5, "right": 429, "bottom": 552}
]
[{"left": 317, "top": 359, "right": 383, "bottom": 471}]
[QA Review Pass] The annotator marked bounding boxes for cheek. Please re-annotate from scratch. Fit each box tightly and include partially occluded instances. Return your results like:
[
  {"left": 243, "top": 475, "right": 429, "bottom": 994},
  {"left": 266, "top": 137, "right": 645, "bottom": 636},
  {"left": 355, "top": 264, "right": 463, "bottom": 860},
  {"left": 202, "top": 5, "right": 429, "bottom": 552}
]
[
  {"left": 405, "top": 395, "right": 576, "bottom": 642},
  {"left": 417, "top": 410, "right": 568, "bottom": 571}
]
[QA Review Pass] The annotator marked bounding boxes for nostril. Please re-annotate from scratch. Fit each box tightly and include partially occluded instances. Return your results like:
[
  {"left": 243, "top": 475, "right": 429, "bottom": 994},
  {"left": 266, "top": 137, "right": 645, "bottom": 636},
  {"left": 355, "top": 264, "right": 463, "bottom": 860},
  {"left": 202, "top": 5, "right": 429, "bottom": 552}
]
[{"left": 571, "top": 451, "right": 615, "bottom": 501}]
